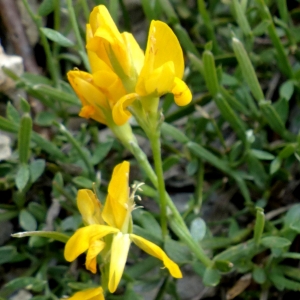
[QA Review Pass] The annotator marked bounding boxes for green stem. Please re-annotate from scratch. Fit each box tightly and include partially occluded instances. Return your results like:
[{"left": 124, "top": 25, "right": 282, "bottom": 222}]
[
  {"left": 119, "top": 137, "right": 212, "bottom": 267},
  {"left": 57, "top": 123, "right": 94, "bottom": 180},
  {"left": 110, "top": 112, "right": 212, "bottom": 266},
  {"left": 149, "top": 129, "right": 168, "bottom": 238},
  {"left": 66, "top": 0, "right": 90, "bottom": 72}
]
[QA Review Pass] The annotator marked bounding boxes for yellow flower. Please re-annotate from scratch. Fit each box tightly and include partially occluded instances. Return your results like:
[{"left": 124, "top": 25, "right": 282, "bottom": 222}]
[
  {"left": 86, "top": 5, "right": 144, "bottom": 90},
  {"left": 63, "top": 286, "right": 104, "bottom": 300},
  {"left": 67, "top": 16, "right": 128, "bottom": 126},
  {"left": 85, "top": 5, "right": 192, "bottom": 126},
  {"left": 64, "top": 161, "right": 182, "bottom": 293}
]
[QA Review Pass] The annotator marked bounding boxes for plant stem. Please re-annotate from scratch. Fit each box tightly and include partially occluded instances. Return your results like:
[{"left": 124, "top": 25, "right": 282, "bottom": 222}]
[
  {"left": 148, "top": 129, "right": 168, "bottom": 238},
  {"left": 58, "top": 123, "right": 94, "bottom": 180},
  {"left": 122, "top": 138, "right": 212, "bottom": 267},
  {"left": 66, "top": 0, "right": 90, "bottom": 72}
]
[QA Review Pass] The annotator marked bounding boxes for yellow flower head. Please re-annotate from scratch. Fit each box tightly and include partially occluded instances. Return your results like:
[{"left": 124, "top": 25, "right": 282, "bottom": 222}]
[
  {"left": 84, "top": 5, "right": 192, "bottom": 126},
  {"left": 64, "top": 161, "right": 182, "bottom": 293},
  {"left": 64, "top": 286, "right": 105, "bottom": 300},
  {"left": 86, "top": 5, "right": 144, "bottom": 89}
]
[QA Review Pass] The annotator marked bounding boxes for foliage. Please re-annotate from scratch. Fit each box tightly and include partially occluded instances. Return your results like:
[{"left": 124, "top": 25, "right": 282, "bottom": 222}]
[{"left": 0, "top": 0, "right": 300, "bottom": 299}]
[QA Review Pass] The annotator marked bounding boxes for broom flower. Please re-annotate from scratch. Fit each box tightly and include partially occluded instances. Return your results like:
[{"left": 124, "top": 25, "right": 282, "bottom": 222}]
[
  {"left": 84, "top": 5, "right": 192, "bottom": 126},
  {"left": 64, "top": 161, "right": 182, "bottom": 293}
]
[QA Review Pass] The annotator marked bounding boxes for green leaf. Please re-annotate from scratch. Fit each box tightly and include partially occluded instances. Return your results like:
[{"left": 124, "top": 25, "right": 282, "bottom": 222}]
[
  {"left": 190, "top": 217, "right": 206, "bottom": 242},
  {"left": 29, "top": 235, "right": 49, "bottom": 248},
  {"left": 0, "top": 277, "right": 45, "bottom": 297},
  {"left": 247, "top": 154, "right": 267, "bottom": 189},
  {"left": 254, "top": 207, "right": 265, "bottom": 245},
  {"left": 214, "top": 260, "right": 233, "bottom": 272},
  {"left": 253, "top": 265, "right": 266, "bottom": 284},
  {"left": 34, "top": 111, "right": 56, "bottom": 126},
  {"left": 232, "top": 37, "right": 264, "bottom": 102},
  {"left": 282, "top": 266, "right": 300, "bottom": 281},
  {"left": 203, "top": 267, "right": 220, "bottom": 286},
  {"left": 91, "top": 140, "right": 114, "bottom": 165},
  {"left": 133, "top": 210, "right": 162, "bottom": 238},
  {"left": 284, "top": 204, "right": 300, "bottom": 230},
  {"left": 269, "top": 268, "right": 300, "bottom": 291},
  {"left": 72, "top": 176, "right": 94, "bottom": 189},
  {"left": 27, "top": 202, "right": 46, "bottom": 222},
  {"left": 162, "top": 155, "right": 181, "bottom": 172},
  {"left": 164, "top": 239, "right": 193, "bottom": 264},
  {"left": 203, "top": 50, "right": 220, "bottom": 96},
  {"left": 29, "top": 159, "right": 45, "bottom": 184},
  {"left": 19, "top": 209, "right": 37, "bottom": 231},
  {"left": 0, "top": 246, "right": 18, "bottom": 264},
  {"left": 32, "top": 84, "right": 80, "bottom": 105},
  {"left": 186, "top": 159, "right": 198, "bottom": 176},
  {"left": 270, "top": 157, "right": 282, "bottom": 174},
  {"left": 260, "top": 100, "right": 286, "bottom": 136},
  {"left": 22, "top": 73, "right": 52, "bottom": 86},
  {"left": 250, "top": 149, "right": 275, "bottom": 160},
  {"left": 12, "top": 230, "right": 69, "bottom": 243},
  {"left": 280, "top": 80, "right": 294, "bottom": 101},
  {"left": 40, "top": 28, "right": 75, "bottom": 47},
  {"left": 0, "top": 210, "right": 18, "bottom": 222},
  {"left": 20, "top": 97, "right": 31, "bottom": 113},
  {"left": 273, "top": 98, "right": 288, "bottom": 123},
  {"left": 61, "top": 215, "right": 82, "bottom": 231},
  {"left": 281, "top": 252, "right": 300, "bottom": 260},
  {"left": 38, "top": 0, "right": 54, "bottom": 16},
  {"left": 261, "top": 236, "right": 291, "bottom": 248},
  {"left": 232, "top": 0, "right": 251, "bottom": 36},
  {"left": 252, "top": 20, "right": 271, "bottom": 36},
  {"left": 16, "top": 164, "right": 30, "bottom": 191},
  {"left": 6, "top": 102, "right": 20, "bottom": 123},
  {"left": 18, "top": 113, "right": 32, "bottom": 164}
]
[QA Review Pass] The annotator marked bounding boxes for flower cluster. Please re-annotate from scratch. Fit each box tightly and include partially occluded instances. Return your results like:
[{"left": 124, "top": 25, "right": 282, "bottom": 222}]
[
  {"left": 65, "top": 5, "right": 192, "bottom": 299},
  {"left": 68, "top": 5, "right": 192, "bottom": 127},
  {"left": 64, "top": 161, "right": 181, "bottom": 297}
]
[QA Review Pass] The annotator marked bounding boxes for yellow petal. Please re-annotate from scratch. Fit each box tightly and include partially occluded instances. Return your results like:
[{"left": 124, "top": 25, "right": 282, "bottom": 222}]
[
  {"left": 89, "top": 5, "right": 122, "bottom": 45},
  {"left": 130, "top": 234, "right": 182, "bottom": 278},
  {"left": 86, "top": 239, "right": 106, "bottom": 273},
  {"left": 93, "top": 71, "right": 126, "bottom": 105},
  {"left": 77, "top": 189, "right": 102, "bottom": 225},
  {"left": 64, "top": 286, "right": 104, "bottom": 300},
  {"left": 79, "top": 105, "right": 107, "bottom": 125},
  {"left": 68, "top": 71, "right": 108, "bottom": 108},
  {"left": 86, "top": 25, "right": 113, "bottom": 74},
  {"left": 86, "top": 37, "right": 113, "bottom": 71},
  {"left": 102, "top": 161, "right": 130, "bottom": 229},
  {"left": 143, "top": 61, "right": 175, "bottom": 96},
  {"left": 64, "top": 225, "right": 119, "bottom": 262},
  {"left": 108, "top": 161, "right": 130, "bottom": 204},
  {"left": 172, "top": 77, "right": 192, "bottom": 106},
  {"left": 101, "top": 194, "right": 127, "bottom": 230},
  {"left": 108, "top": 232, "right": 131, "bottom": 293},
  {"left": 138, "top": 21, "right": 184, "bottom": 82},
  {"left": 112, "top": 93, "right": 139, "bottom": 126},
  {"left": 122, "top": 32, "right": 144, "bottom": 76},
  {"left": 88, "top": 6, "right": 130, "bottom": 77}
]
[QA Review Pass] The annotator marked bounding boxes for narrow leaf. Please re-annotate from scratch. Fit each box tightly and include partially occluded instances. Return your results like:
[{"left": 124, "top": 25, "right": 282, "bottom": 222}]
[{"left": 40, "top": 27, "right": 75, "bottom": 47}]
